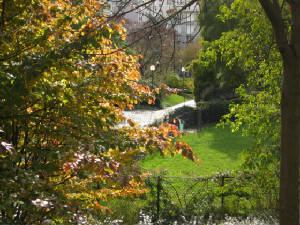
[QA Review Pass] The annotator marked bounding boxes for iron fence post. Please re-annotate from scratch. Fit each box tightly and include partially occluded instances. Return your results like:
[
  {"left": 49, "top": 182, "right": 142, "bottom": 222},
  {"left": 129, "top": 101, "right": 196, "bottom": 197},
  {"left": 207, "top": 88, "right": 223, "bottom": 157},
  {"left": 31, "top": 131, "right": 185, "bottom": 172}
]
[
  {"left": 221, "top": 176, "right": 225, "bottom": 208},
  {"left": 155, "top": 175, "right": 162, "bottom": 222}
]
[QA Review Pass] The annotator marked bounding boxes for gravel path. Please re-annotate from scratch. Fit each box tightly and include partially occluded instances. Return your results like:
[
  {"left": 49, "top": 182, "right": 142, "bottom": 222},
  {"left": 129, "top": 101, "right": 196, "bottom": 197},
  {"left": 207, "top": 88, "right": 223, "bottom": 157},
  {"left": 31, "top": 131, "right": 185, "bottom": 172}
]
[{"left": 121, "top": 100, "right": 196, "bottom": 127}]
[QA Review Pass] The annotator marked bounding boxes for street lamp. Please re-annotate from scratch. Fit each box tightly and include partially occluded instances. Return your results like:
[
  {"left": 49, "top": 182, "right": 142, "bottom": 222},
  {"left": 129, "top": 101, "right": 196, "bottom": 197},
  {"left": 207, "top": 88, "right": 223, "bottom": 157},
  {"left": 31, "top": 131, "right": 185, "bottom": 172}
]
[
  {"left": 182, "top": 66, "right": 186, "bottom": 88},
  {"left": 156, "top": 61, "right": 160, "bottom": 72},
  {"left": 150, "top": 64, "right": 155, "bottom": 88},
  {"left": 182, "top": 67, "right": 186, "bottom": 102}
]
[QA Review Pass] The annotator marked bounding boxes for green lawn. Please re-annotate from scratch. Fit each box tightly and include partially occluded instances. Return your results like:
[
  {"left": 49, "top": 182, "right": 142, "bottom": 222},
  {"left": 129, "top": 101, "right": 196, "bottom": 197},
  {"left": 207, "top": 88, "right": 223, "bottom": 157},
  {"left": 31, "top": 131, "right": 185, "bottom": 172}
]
[
  {"left": 161, "top": 94, "right": 186, "bottom": 107},
  {"left": 140, "top": 125, "right": 254, "bottom": 177}
]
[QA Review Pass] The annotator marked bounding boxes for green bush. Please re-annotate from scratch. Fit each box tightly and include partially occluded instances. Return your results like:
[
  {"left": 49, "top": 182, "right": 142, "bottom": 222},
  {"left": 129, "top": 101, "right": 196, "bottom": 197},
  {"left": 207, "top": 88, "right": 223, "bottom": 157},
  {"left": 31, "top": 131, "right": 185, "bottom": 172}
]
[
  {"left": 165, "top": 73, "right": 181, "bottom": 88},
  {"left": 142, "top": 171, "right": 278, "bottom": 224},
  {"left": 198, "top": 99, "right": 237, "bottom": 124},
  {"left": 164, "top": 72, "right": 194, "bottom": 90},
  {"left": 99, "top": 198, "right": 147, "bottom": 225}
]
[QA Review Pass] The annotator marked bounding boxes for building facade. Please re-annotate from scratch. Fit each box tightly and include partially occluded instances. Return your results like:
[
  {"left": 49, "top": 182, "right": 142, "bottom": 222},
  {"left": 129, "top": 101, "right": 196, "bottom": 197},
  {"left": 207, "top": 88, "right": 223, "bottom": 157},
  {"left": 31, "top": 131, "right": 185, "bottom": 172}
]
[{"left": 104, "top": 0, "right": 200, "bottom": 44}]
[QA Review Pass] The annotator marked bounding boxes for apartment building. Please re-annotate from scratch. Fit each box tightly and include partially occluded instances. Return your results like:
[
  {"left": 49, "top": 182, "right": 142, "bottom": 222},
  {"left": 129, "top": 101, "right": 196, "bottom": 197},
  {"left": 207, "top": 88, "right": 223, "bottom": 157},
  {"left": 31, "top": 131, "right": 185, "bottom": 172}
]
[{"left": 104, "top": 0, "right": 200, "bottom": 44}]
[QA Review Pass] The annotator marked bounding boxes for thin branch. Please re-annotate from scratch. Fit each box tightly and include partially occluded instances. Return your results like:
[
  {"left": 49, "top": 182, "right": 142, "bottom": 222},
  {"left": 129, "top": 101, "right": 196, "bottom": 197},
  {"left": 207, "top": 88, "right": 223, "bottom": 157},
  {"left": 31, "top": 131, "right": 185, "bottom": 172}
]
[
  {"left": 285, "top": 0, "right": 296, "bottom": 6},
  {"left": 1, "top": 0, "right": 6, "bottom": 29},
  {"left": 258, "top": 0, "right": 291, "bottom": 59},
  {"left": 107, "top": 0, "right": 156, "bottom": 21}
]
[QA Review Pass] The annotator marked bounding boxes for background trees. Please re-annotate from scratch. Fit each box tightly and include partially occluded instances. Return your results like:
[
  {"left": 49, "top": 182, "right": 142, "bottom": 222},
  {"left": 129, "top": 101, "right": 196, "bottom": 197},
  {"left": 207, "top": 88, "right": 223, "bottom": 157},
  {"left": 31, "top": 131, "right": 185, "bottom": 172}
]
[
  {"left": 192, "top": 0, "right": 299, "bottom": 224},
  {"left": 191, "top": 1, "right": 281, "bottom": 212},
  {"left": 191, "top": 0, "right": 246, "bottom": 102}
]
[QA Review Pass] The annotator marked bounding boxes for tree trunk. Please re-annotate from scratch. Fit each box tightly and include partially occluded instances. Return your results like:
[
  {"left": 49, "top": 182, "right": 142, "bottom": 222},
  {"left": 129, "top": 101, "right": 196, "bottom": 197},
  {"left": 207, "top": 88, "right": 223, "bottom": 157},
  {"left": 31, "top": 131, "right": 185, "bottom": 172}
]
[
  {"left": 258, "top": 1, "right": 300, "bottom": 224},
  {"left": 280, "top": 55, "right": 300, "bottom": 225},
  {"left": 279, "top": 2, "right": 300, "bottom": 225}
]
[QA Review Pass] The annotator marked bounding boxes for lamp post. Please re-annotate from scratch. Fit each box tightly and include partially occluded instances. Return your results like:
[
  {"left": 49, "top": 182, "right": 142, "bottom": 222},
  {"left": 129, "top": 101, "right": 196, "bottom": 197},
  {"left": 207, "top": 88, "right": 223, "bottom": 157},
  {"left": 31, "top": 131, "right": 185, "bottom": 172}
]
[
  {"left": 156, "top": 61, "right": 160, "bottom": 72},
  {"left": 182, "top": 67, "right": 186, "bottom": 88},
  {"left": 182, "top": 66, "right": 186, "bottom": 103},
  {"left": 150, "top": 64, "right": 155, "bottom": 88}
]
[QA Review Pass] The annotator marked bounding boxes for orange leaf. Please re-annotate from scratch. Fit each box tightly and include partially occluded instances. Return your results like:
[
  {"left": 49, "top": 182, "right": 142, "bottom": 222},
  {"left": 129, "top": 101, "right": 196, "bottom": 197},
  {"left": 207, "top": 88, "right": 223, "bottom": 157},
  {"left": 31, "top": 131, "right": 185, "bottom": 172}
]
[{"left": 127, "top": 119, "right": 137, "bottom": 127}]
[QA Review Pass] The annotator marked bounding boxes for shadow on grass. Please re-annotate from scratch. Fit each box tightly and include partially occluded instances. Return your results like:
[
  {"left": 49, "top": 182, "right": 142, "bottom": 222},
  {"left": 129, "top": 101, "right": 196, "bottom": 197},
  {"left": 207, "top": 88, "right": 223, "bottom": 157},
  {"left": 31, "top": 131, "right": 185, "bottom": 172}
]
[
  {"left": 140, "top": 124, "right": 254, "bottom": 177},
  {"left": 192, "top": 125, "right": 254, "bottom": 161}
]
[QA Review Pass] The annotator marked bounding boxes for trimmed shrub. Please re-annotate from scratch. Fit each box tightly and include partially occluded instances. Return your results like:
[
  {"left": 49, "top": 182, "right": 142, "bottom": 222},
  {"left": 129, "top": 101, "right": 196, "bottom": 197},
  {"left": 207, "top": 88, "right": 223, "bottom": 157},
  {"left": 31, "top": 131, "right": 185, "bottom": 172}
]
[{"left": 198, "top": 99, "right": 234, "bottom": 124}]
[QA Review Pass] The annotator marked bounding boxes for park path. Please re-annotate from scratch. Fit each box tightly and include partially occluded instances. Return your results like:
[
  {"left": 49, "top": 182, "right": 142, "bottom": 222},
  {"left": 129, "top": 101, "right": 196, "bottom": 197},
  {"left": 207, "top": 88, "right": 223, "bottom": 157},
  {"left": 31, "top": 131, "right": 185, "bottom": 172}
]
[{"left": 121, "top": 99, "right": 196, "bottom": 127}]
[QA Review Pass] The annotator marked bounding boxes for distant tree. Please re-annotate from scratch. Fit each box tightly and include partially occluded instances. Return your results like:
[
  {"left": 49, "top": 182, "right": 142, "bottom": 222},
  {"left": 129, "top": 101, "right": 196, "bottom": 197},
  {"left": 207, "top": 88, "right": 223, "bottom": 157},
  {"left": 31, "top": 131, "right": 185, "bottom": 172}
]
[
  {"left": 177, "top": 39, "right": 202, "bottom": 66},
  {"left": 106, "top": 0, "right": 200, "bottom": 75},
  {"left": 126, "top": 22, "right": 177, "bottom": 77},
  {"left": 191, "top": 0, "right": 246, "bottom": 102},
  {"left": 198, "top": 0, "right": 235, "bottom": 41}
]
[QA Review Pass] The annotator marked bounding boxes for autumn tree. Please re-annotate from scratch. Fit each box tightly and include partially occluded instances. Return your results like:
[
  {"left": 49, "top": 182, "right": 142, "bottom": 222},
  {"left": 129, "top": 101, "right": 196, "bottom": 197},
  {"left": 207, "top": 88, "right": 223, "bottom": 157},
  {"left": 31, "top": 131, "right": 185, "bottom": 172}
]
[{"left": 0, "top": 0, "right": 197, "bottom": 224}]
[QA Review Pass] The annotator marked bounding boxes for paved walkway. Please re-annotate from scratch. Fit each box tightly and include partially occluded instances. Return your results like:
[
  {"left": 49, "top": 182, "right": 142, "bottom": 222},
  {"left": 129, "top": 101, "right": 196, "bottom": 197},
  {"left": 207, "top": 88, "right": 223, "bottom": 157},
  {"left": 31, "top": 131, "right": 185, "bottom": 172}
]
[{"left": 121, "top": 100, "right": 196, "bottom": 127}]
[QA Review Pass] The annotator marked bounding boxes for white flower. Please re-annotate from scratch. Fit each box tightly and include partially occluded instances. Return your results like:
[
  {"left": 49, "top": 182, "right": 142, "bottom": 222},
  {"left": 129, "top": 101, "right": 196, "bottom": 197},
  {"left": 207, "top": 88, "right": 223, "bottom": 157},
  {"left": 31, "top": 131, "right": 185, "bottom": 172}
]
[
  {"left": 1, "top": 141, "right": 14, "bottom": 153},
  {"left": 32, "top": 199, "right": 51, "bottom": 208}
]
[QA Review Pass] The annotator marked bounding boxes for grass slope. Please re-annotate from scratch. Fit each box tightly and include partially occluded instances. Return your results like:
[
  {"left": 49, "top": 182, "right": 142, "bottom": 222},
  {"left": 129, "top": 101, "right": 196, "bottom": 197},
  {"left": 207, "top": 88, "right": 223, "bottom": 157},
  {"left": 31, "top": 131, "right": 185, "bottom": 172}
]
[
  {"left": 140, "top": 125, "right": 253, "bottom": 177},
  {"left": 161, "top": 94, "right": 186, "bottom": 107}
]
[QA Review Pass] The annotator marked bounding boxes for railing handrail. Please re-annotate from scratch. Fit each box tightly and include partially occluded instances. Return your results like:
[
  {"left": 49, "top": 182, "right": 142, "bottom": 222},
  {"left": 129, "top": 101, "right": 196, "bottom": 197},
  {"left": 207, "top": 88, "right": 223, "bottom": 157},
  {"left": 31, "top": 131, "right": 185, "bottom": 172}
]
[{"left": 144, "top": 175, "right": 234, "bottom": 180}]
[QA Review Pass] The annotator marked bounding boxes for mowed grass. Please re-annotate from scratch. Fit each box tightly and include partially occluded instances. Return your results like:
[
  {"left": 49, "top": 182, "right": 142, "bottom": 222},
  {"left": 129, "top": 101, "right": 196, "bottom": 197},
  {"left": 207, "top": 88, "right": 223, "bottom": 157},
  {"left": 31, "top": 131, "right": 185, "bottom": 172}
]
[
  {"left": 140, "top": 125, "right": 254, "bottom": 177},
  {"left": 161, "top": 94, "right": 186, "bottom": 107}
]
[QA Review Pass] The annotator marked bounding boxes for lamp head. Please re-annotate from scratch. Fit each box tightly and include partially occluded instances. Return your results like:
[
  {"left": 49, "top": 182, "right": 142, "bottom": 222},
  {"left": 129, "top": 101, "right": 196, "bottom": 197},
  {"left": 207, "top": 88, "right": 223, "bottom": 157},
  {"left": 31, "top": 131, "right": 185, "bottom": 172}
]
[{"left": 150, "top": 65, "right": 155, "bottom": 71}]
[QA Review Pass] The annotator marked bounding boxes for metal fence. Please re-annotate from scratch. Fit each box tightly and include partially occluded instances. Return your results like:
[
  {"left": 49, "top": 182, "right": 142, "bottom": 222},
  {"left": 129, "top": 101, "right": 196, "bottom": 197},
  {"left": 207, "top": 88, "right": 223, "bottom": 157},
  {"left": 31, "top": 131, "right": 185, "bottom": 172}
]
[{"left": 143, "top": 173, "right": 279, "bottom": 223}]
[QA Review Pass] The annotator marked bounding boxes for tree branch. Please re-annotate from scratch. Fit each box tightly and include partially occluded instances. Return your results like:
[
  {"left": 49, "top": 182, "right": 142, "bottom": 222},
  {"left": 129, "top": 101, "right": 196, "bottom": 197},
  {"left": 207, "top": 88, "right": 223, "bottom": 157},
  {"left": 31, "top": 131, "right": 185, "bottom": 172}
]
[
  {"left": 285, "top": 0, "right": 296, "bottom": 6},
  {"left": 258, "top": 0, "right": 292, "bottom": 59},
  {"left": 107, "top": 0, "right": 156, "bottom": 21},
  {"left": 0, "top": 0, "right": 6, "bottom": 29}
]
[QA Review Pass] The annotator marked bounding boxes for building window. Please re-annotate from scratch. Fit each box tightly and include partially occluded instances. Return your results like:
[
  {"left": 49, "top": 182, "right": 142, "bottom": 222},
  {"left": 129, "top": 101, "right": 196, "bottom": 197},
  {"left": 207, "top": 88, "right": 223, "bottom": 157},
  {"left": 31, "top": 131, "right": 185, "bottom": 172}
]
[
  {"left": 139, "top": 14, "right": 143, "bottom": 22},
  {"left": 186, "top": 35, "right": 193, "bottom": 42}
]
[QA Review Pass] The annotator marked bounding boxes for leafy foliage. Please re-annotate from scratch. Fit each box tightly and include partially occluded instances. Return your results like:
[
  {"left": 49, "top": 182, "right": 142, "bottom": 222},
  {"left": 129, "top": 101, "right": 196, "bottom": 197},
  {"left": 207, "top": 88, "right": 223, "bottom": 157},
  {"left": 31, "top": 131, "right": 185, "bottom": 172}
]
[
  {"left": 199, "top": 0, "right": 235, "bottom": 42},
  {"left": 164, "top": 71, "right": 193, "bottom": 90},
  {"left": 142, "top": 172, "right": 278, "bottom": 224},
  {"left": 0, "top": 1, "right": 197, "bottom": 224},
  {"left": 217, "top": 0, "right": 282, "bottom": 159},
  {"left": 191, "top": 0, "right": 246, "bottom": 102},
  {"left": 214, "top": 0, "right": 283, "bottom": 210},
  {"left": 192, "top": 0, "right": 283, "bottom": 216}
]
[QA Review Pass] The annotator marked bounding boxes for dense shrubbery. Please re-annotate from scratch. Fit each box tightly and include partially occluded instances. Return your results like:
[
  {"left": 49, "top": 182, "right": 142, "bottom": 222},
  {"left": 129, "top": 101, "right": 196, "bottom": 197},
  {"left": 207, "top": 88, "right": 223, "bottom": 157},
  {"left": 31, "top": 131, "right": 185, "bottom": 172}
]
[
  {"left": 164, "top": 72, "right": 194, "bottom": 91},
  {"left": 143, "top": 172, "right": 278, "bottom": 223},
  {"left": 101, "top": 172, "right": 278, "bottom": 225},
  {"left": 198, "top": 99, "right": 236, "bottom": 124}
]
